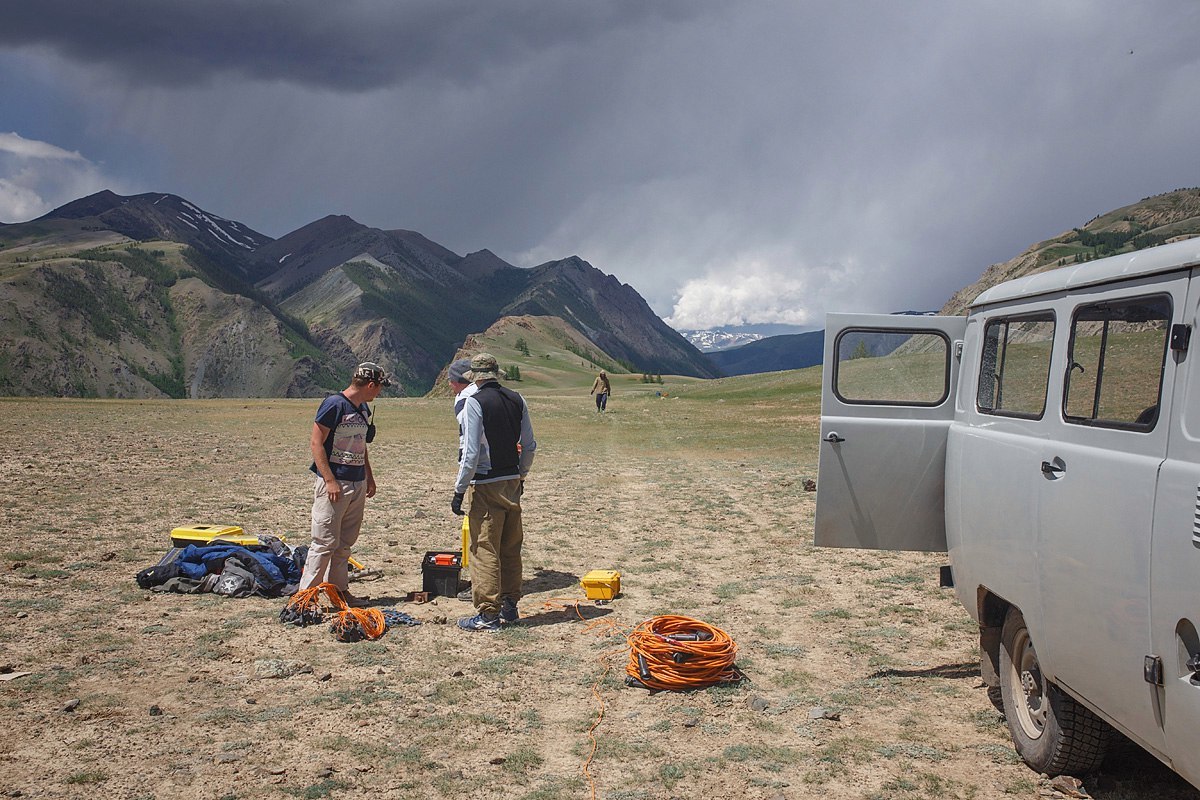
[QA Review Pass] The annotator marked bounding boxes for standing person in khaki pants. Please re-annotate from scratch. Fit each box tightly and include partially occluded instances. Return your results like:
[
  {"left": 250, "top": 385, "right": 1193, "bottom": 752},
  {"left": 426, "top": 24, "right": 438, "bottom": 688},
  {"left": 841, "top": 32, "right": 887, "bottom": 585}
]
[
  {"left": 297, "top": 362, "right": 391, "bottom": 606},
  {"left": 450, "top": 353, "right": 537, "bottom": 631}
]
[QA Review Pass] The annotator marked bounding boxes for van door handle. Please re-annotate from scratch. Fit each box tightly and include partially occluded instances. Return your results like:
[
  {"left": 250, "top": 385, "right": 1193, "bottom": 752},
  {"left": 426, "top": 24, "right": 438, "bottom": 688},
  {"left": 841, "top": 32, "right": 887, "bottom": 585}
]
[
  {"left": 1041, "top": 459, "right": 1065, "bottom": 476},
  {"left": 824, "top": 432, "right": 845, "bottom": 444}
]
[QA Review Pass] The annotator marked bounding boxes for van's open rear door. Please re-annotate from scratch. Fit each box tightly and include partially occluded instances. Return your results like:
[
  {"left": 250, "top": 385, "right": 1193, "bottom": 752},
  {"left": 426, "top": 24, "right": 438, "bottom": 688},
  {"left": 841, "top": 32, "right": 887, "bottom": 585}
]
[{"left": 814, "top": 313, "right": 966, "bottom": 552}]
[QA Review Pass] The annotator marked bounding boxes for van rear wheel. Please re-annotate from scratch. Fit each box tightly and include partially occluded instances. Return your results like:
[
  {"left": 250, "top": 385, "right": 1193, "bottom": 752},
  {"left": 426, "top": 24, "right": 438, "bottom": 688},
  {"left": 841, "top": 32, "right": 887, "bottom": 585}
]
[{"left": 999, "top": 607, "right": 1110, "bottom": 775}]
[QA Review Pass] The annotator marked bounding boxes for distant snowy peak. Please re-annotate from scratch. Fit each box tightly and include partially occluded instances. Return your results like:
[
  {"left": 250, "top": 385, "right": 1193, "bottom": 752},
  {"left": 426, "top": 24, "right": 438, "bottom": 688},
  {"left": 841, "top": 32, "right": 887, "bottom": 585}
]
[
  {"left": 681, "top": 329, "right": 765, "bottom": 352},
  {"left": 175, "top": 198, "right": 265, "bottom": 250}
]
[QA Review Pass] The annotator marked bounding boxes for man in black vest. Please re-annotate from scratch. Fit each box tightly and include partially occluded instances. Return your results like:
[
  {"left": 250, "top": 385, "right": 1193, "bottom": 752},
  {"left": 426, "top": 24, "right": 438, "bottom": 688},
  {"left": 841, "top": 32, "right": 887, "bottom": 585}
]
[{"left": 451, "top": 353, "right": 537, "bottom": 631}]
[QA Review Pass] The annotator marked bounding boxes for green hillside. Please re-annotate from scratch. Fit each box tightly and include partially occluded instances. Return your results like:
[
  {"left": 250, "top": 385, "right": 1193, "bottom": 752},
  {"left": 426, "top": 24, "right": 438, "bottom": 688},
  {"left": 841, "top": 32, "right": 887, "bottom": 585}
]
[
  {"left": 429, "top": 314, "right": 704, "bottom": 397},
  {"left": 0, "top": 238, "right": 343, "bottom": 397}
]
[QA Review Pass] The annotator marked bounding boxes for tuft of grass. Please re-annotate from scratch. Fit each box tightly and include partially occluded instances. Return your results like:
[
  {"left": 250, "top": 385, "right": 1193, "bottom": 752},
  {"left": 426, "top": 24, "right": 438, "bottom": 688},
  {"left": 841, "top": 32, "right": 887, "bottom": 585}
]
[
  {"left": 813, "top": 608, "right": 852, "bottom": 621},
  {"left": 65, "top": 770, "right": 108, "bottom": 785},
  {"left": 502, "top": 747, "right": 545, "bottom": 775}
]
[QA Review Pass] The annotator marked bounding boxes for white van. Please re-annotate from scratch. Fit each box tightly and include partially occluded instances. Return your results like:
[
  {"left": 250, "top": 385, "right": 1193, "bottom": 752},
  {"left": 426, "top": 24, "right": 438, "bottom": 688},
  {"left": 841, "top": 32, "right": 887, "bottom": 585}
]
[{"left": 814, "top": 237, "right": 1200, "bottom": 788}]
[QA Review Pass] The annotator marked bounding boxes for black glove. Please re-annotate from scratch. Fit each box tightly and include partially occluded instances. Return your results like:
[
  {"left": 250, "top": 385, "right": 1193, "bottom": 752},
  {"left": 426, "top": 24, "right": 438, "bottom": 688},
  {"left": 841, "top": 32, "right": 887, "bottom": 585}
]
[{"left": 451, "top": 492, "right": 465, "bottom": 516}]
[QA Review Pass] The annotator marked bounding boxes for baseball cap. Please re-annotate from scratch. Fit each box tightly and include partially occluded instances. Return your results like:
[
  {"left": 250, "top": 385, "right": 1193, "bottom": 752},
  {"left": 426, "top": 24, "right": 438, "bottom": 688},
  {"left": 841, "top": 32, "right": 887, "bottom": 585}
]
[
  {"left": 354, "top": 362, "right": 393, "bottom": 386},
  {"left": 448, "top": 358, "right": 472, "bottom": 383}
]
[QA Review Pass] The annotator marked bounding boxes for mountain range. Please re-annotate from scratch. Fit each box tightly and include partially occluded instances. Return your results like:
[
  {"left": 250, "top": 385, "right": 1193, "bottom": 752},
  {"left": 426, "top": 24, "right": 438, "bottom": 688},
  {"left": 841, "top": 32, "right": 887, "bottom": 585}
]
[{"left": 0, "top": 191, "right": 716, "bottom": 397}]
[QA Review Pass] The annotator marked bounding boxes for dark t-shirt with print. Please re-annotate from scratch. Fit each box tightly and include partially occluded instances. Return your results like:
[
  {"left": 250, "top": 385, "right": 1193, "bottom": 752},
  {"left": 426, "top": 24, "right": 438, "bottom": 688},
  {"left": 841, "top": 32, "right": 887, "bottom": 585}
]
[{"left": 310, "top": 394, "right": 371, "bottom": 482}]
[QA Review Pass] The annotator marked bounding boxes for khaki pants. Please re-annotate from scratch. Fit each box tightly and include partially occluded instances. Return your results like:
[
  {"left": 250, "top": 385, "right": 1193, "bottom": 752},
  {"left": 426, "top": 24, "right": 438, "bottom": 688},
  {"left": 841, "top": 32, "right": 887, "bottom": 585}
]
[
  {"left": 466, "top": 479, "right": 523, "bottom": 615},
  {"left": 299, "top": 474, "right": 366, "bottom": 592}
]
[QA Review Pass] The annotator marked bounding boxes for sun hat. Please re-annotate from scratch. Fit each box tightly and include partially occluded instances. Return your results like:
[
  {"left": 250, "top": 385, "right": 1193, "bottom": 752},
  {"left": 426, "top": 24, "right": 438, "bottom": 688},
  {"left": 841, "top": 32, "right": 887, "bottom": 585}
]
[{"left": 466, "top": 353, "right": 501, "bottom": 381}]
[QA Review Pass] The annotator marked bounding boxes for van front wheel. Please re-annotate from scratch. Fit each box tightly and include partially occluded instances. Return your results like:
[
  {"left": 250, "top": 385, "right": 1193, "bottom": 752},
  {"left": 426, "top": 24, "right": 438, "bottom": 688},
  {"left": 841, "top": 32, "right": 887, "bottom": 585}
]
[{"left": 999, "top": 607, "right": 1110, "bottom": 775}]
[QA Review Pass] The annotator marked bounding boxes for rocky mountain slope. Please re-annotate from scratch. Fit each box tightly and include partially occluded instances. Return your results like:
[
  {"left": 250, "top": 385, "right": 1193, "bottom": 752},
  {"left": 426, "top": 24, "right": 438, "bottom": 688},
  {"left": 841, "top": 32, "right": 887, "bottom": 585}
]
[
  {"left": 0, "top": 190, "right": 715, "bottom": 397},
  {"left": 0, "top": 235, "right": 342, "bottom": 398},
  {"left": 940, "top": 187, "right": 1200, "bottom": 315}
]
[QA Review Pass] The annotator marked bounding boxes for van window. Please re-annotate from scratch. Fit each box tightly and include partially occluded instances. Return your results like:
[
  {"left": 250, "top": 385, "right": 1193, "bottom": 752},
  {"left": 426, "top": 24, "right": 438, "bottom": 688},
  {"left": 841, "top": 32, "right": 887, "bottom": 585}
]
[
  {"left": 834, "top": 328, "right": 951, "bottom": 405},
  {"left": 1063, "top": 295, "right": 1171, "bottom": 430},
  {"left": 976, "top": 314, "right": 1055, "bottom": 418}
]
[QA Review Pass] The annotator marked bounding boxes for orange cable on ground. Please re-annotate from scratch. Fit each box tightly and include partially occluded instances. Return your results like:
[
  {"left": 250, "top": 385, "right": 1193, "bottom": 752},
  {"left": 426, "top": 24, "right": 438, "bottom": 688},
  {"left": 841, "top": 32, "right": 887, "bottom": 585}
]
[
  {"left": 284, "top": 582, "right": 387, "bottom": 640},
  {"left": 625, "top": 615, "right": 739, "bottom": 691}
]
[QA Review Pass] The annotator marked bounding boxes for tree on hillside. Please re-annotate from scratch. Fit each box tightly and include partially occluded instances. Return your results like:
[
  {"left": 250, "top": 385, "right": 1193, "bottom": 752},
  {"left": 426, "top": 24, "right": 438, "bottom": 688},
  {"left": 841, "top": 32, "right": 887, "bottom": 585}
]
[
  {"left": 507, "top": 364, "right": 522, "bottom": 381},
  {"left": 515, "top": 337, "right": 530, "bottom": 357}
]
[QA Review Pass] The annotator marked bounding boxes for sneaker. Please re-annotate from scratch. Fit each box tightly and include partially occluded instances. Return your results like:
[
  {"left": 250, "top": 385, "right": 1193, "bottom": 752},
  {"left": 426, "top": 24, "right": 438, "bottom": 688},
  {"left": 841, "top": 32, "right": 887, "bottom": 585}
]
[
  {"left": 343, "top": 592, "right": 371, "bottom": 608},
  {"left": 456, "top": 587, "right": 473, "bottom": 602},
  {"left": 457, "top": 612, "right": 501, "bottom": 632},
  {"left": 499, "top": 598, "right": 520, "bottom": 624}
]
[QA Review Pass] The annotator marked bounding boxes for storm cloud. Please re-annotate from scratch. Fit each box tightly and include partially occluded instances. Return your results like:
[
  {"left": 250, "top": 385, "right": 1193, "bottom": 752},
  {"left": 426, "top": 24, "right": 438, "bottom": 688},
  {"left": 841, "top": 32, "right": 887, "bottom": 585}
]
[{"left": 2, "top": 1, "right": 1198, "bottom": 328}]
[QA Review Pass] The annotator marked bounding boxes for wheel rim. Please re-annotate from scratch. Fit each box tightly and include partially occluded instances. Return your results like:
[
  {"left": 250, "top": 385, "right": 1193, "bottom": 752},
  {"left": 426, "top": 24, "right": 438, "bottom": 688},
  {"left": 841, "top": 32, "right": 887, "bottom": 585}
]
[{"left": 1009, "top": 627, "right": 1047, "bottom": 739}]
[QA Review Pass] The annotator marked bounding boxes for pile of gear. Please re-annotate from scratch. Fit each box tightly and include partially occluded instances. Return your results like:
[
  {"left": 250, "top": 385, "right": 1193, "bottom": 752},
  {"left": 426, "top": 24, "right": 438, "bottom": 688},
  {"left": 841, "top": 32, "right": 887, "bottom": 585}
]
[
  {"left": 135, "top": 535, "right": 306, "bottom": 598},
  {"left": 280, "top": 582, "right": 420, "bottom": 642}
]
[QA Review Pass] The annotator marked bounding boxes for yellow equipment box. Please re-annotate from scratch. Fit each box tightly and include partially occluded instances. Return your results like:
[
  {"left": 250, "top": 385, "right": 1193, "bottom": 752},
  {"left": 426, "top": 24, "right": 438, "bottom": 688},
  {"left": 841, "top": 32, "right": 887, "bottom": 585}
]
[
  {"left": 170, "top": 525, "right": 278, "bottom": 549},
  {"left": 581, "top": 569, "right": 621, "bottom": 600}
]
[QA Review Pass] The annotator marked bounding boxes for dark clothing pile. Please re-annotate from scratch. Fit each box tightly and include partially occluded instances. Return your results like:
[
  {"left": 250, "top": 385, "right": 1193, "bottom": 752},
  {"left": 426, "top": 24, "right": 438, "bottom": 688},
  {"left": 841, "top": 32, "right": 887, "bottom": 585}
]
[{"left": 136, "top": 538, "right": 306, "bottom": 598}]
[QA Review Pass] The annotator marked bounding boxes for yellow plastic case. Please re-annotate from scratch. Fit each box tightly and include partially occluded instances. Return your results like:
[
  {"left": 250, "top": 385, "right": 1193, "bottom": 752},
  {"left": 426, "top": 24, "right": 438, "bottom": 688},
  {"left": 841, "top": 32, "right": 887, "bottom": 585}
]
[
  {"left": 581, "top": 569, "right": 621, "bottom": 600},
  {"left": 170, "top": 525, "right": 277, "bottom": 549}
]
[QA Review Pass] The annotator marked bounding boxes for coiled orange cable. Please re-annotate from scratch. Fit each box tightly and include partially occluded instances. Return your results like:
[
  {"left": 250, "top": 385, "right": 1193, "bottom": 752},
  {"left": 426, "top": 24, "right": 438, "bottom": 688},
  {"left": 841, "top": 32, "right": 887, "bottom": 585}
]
[{"left": 625, "top": 615, "right": 739, "bottom": 690}]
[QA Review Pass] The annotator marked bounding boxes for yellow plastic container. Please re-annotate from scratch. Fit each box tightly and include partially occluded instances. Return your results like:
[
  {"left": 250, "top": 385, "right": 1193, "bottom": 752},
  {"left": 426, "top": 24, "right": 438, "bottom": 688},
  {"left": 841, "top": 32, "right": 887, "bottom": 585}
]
[
  {"left": 581, "top": 569, "right": 622, "bottom": 600},
  {"left": 170, "top": 524, "right": 276, "bottom": 549}
]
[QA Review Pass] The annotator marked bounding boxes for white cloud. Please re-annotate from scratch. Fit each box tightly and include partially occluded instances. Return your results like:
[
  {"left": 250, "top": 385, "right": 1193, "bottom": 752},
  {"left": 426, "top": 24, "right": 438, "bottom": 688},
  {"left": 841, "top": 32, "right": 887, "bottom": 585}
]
[
  {"left": 0, "top": 176, "right": 51, "bottom": 221},
  {"left": 0, "top": 132, "right": 121, "bottom": 222},
  {"left": 665, "top": 258, "right": 829, "bottom": 330},
  {"left": 0, "top": 131, "right": 85, "bottom": 161}
]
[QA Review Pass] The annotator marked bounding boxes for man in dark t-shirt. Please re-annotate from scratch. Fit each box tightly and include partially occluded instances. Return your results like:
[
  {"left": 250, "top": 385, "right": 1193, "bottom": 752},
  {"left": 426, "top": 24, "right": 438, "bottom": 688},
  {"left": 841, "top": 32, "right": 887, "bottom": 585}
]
[{"left": 297, "top": 362, "right": 392, "bottom": 602}]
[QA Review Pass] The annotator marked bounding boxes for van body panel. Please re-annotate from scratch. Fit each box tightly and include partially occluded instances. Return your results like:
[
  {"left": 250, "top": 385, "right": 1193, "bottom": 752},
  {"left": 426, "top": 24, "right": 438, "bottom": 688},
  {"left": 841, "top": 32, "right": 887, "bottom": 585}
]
[
  {"left": 1150, "top": 267, "right": 1200, "bottom": 786},
  {"left": 814, "top": 313, "right": 965, "bottom": 552},
  {"left": 946, "top": 425, "right": 1045, "bottom": 626},
  {"left": 946, "top": 306, "right": 1056, "bottom": 630},
  {"left": 1033, "top": 274, "right": 1186, "bottom": 756}
]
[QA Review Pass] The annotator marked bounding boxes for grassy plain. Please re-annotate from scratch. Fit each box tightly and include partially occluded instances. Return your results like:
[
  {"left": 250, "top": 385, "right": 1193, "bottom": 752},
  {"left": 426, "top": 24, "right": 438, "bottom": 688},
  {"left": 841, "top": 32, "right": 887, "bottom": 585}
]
[{"left": 0, "top": 370, "right": 1194, "bottom": 800}]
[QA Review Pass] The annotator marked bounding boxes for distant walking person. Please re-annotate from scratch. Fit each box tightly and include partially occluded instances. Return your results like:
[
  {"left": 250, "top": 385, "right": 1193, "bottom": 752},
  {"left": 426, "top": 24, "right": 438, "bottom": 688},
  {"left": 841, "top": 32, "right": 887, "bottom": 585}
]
[
  {"left": 297, "top": 362, "right": 391, "bottom": 605},
  {"left": 451, "top": 353, "right": 537, "bottom": 632},
  {"left": 590, "top": 370, "right": 610, "bottom": 412}
]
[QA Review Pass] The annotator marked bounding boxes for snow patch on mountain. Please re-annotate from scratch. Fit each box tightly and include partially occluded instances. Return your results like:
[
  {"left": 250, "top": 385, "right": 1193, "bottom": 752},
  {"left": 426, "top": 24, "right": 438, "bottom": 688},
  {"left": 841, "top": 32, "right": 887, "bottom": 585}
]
[{"left": 681, "top": 329, "right": 765, "bottom": 352}]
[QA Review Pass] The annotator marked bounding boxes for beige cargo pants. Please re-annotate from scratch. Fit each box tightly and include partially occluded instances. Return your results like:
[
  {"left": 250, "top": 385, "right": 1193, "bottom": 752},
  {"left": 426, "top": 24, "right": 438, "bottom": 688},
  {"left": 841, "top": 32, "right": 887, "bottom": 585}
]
[
  {"left": 299, "top": 474, "right": 367, "bottom": 592},
  {"left": 466, "top": 479, "right": 524, "bottom": 615}
]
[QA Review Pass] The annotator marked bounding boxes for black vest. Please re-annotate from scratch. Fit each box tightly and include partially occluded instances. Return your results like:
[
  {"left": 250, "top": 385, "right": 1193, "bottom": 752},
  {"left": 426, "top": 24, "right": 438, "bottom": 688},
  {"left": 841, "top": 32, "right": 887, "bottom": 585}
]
[{"left": 473, "top": 381, "right": 524, "bottom": 481}]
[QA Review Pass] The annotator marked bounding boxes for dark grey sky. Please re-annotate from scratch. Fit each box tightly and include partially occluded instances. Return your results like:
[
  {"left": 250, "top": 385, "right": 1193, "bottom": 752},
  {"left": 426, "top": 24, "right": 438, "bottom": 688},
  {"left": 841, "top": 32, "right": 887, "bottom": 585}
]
[{"left": 2, "top": 1, "right": 1198, "bottom": 328}]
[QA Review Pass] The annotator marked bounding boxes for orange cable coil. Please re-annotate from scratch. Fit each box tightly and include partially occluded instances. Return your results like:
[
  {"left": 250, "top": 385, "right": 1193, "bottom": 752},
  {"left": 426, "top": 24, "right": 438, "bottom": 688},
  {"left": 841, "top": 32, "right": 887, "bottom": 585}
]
[{"left": 625, "top": 615, "right": 739, "bottom": 690}]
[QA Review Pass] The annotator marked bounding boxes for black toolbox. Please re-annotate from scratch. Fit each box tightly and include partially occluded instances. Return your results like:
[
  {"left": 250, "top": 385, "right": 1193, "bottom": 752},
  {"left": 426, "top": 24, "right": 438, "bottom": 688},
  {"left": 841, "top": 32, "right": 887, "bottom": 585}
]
[{"left": 421, "top": 551, "right": 463, "bottom": 598}]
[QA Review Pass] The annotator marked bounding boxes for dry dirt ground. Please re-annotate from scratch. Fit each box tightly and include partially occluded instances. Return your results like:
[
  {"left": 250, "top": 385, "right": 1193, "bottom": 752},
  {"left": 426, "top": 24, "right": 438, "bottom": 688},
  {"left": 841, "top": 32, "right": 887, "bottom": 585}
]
[{"left": 0, "top": 390, "right": 1196, "bottom": 800}]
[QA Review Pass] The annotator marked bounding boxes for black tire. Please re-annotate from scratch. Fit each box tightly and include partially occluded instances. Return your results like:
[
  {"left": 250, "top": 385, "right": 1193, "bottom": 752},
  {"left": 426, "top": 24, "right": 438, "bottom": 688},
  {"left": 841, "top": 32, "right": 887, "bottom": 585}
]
[{"left": 998, "top": 607, "right": 1111, "bottom": 775}]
